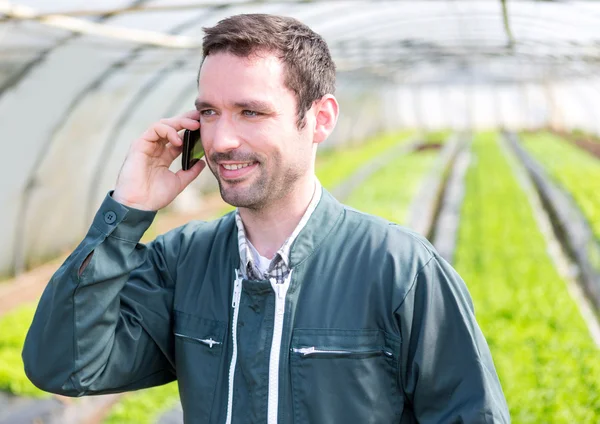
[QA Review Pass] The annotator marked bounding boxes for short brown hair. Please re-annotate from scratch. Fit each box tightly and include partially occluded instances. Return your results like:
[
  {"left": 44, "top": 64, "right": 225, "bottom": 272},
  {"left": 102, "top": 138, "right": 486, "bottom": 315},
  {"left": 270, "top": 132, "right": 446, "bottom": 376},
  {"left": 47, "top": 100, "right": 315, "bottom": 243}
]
[{"left": 200, "top": 14, "right": 336, "bottom": 128}]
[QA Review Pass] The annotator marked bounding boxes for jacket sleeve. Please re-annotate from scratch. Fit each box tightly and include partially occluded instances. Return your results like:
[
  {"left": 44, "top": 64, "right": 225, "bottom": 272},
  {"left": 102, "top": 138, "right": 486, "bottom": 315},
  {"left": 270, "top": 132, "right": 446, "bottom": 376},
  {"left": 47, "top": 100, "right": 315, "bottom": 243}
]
[
  {"left": 396, "top": 253, "right": 511, "bottom": 423},
  {"left": 22, "top": 192, "right": 179, "bottom": 396}
]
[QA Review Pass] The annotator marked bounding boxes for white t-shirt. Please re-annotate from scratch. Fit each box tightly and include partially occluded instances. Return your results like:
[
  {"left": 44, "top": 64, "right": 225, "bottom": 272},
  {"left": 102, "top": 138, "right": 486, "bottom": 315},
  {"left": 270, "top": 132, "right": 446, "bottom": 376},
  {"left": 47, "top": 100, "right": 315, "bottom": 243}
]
[{"left": 247, "top": 240, "right": 274, "bottom": 276}]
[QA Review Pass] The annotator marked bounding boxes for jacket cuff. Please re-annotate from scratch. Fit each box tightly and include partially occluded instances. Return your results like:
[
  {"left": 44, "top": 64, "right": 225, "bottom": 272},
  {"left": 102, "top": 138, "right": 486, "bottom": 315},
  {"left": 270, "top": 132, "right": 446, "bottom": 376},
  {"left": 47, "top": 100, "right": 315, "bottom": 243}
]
[{"left": 91, "top": 191, "right": 157, "bottom": 242}]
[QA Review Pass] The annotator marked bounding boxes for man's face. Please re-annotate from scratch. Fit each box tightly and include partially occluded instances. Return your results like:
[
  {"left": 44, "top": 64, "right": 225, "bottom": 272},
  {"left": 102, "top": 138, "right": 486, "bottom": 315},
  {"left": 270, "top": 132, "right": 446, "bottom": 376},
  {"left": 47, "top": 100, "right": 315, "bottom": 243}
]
[{"left": 196, "top": 51, "right": 314, "bottom": 210}]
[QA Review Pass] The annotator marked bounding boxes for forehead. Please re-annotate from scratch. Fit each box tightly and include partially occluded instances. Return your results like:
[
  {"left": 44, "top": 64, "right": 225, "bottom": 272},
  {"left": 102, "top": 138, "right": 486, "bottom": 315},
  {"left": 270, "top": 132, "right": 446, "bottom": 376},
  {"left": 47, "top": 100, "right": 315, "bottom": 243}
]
[{"left": 197, "top": 52, "right": 292, "bottom": 106}]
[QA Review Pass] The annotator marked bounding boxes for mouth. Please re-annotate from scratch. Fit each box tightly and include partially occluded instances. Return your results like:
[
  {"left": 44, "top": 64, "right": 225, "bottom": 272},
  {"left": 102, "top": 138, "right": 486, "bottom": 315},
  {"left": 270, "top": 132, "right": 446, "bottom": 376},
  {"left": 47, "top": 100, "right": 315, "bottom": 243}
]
[{"left": 218, "top": 161, "right": 258, "bottom": 180}]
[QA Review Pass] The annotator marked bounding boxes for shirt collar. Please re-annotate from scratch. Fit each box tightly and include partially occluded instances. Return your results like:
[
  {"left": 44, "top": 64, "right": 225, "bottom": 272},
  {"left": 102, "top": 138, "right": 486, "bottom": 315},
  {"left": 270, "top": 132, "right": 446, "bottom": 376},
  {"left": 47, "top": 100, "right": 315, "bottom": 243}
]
[{"left": 235, "top": 178, "right": 322, "bottom": 280}]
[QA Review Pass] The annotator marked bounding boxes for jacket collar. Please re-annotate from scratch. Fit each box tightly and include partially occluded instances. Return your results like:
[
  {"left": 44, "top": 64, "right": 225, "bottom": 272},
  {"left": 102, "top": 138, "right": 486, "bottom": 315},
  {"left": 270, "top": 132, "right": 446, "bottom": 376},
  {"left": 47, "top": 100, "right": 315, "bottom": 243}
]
[
  {"left": 227, "top": 186, "right": 344, "bottom": 272},
  {"left": 288, "top": 187, "right": 344, "bottom": 268}
]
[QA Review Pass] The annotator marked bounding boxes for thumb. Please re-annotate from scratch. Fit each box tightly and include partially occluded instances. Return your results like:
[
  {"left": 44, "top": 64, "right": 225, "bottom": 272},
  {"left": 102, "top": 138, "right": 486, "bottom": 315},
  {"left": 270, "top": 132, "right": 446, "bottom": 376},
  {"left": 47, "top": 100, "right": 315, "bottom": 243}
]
[{"left": 176, "top": 159, "right": 206, "bottom": 190}]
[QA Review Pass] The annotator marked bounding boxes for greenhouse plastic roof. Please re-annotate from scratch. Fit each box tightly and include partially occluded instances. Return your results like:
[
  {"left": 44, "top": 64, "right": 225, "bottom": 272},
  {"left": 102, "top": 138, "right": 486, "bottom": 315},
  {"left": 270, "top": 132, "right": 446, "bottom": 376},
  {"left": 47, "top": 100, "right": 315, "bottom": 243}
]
[{"left": 3, "top": 0, "right": 600, "bottom": 89}]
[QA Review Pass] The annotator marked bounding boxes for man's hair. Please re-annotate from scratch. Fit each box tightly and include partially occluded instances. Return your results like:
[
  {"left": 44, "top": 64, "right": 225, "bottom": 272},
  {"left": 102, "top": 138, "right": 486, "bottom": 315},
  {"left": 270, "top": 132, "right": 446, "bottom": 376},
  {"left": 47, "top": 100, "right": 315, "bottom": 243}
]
[{"left": 200, "top": 14, "right": 336, "bottom": 128}]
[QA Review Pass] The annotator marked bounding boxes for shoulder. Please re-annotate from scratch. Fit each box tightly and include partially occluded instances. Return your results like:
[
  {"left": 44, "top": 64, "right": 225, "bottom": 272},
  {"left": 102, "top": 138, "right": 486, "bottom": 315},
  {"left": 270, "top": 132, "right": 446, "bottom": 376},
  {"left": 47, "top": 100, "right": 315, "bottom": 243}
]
[
  {"left": 151, "top": 210, "right": 236, "bottom": 251},
  {"left": 341, "top": 205, "right": 436, "bottom": 263},
  {"left": 337, "top": 205, "right": 442, "bottom": 305}
]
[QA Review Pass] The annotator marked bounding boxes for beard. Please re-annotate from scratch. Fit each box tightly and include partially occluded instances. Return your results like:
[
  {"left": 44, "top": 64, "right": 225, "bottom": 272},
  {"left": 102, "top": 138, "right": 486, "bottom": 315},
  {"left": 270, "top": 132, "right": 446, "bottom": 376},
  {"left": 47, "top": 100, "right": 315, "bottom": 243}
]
[{"left": 207, "top": 150, "right": 305, "bottom": 210}]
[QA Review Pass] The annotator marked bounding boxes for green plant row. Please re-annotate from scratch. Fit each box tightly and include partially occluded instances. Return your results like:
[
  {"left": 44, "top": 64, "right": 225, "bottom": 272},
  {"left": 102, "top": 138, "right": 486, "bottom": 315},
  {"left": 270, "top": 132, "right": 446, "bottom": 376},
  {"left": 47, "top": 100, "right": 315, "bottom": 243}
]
[
  {"left": 570, "top": 128, "right": 600, "bottom": 143},
  {"left": 316, "top": 130, "right": 415, "bottom": 189},
  {"left": 103, "top": 382, "right": 180, "bottom": 424},
  {"left": 422, "top": 129, "right": 451, "bottom": 145},
  {"left": 454, "top": 132, "right": 600, "bottom": 423},
  {"left": 0, "top": 304, "right": 47, "bottom": 398},
  {"left": 346, "top": 149, "right": 439, "bottom": 225},
  {"left": 0, "top": 302, "right": 180, "bottom": 421},
  {"left": 519, "top": 131, "right": 600, "bottom": 240}
]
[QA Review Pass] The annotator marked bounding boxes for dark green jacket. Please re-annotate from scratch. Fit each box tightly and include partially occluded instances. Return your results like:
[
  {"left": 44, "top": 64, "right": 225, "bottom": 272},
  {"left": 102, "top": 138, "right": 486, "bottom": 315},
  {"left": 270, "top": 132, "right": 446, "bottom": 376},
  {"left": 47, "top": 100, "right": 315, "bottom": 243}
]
[{"left": 23, "top": 188, "right": 510, "bottom": 423}]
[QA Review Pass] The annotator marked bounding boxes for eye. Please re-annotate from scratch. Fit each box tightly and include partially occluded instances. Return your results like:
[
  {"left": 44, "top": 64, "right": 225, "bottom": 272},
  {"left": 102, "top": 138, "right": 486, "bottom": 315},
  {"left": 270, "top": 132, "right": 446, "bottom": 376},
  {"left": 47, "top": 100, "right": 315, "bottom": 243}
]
[
  {"left": 242, "top": 110, "right": 261, "bottom": 117},
  {"left": 200, "top": 109, "right": 216, "bottom": 117}
]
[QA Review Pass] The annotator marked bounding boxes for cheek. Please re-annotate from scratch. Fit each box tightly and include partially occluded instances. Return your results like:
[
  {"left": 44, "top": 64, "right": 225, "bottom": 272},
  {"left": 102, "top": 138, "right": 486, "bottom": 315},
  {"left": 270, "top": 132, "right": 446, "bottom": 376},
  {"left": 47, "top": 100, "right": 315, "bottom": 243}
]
[{"left": 241, "top": 121, "right": 281, "bottom": 150}]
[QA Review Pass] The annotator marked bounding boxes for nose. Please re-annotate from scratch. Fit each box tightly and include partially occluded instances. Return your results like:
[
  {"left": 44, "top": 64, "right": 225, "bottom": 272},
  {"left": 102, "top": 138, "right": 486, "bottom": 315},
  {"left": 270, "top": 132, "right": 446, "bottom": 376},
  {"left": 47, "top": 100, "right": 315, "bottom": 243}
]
[{"left": 211, "top": 115, "right": 241, "bottom": 153}]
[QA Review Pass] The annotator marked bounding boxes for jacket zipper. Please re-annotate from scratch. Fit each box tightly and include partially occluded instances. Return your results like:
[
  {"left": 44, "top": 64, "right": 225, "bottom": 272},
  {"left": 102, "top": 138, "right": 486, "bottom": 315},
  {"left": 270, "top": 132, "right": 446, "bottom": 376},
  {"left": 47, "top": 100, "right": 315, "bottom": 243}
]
[
  {"left": 267, "top": 271, "right": 292, "bottom": 424},
  {"left": 225, "top": 270, "right": 243, "bottom": 424},
  {"left": 291, "top": 346, "right": 393, "bottom": 357},
  {"left": 173, "top": 333, "right": 221, "bottom": 348}
]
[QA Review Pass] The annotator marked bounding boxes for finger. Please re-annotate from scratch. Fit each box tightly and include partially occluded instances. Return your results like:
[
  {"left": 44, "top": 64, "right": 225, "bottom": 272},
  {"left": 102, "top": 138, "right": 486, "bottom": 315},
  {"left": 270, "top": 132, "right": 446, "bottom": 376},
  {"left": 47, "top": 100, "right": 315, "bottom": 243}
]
[
  {"left": 165, "top": 142, "right": 183, "bottom": 162},
  {"left": 173, "top": 109, "right": 200, "bottom": 120},
  {"left": 180, "top": 110, "right": 200, "bottom": 120},
  {"left": 160, "top": 116, "right": 201, "bottom": 132},
  {"left": 145, "top": 123, "right": 183, "bottom": 146},
  {"left": 176, "top": 159, "right": 206, "bottom": 188}
]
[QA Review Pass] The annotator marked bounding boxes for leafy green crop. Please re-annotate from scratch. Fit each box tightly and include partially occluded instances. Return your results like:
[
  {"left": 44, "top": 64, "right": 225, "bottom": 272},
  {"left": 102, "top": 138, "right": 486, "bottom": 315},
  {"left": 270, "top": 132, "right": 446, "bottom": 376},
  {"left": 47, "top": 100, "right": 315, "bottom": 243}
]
[
  {"left": 0, "top": 304, "right": 179, "bottom": 422},
  {"left": 0, "top": 304, "right": 48, "bottom": 397},
  {"left": 103, "top": 382, "right": 180, "bottom": 424},
  {"left": 316, "top": 130, "right": 415, "bottom": 190},
  {"left": 346, "top": 149, "right": 438, "bottom": 225},
  {"left": 520, "top": 131, "right": 600, "bottom": 240},
  {"left": 454, "top": 132, "right": 600, "bottom": 423},
  {"left": 570, "top": 128, "right": 600, "bottom": 143},
  {"left": 422, "top": 130, "right": 451, "bottom": 145}
]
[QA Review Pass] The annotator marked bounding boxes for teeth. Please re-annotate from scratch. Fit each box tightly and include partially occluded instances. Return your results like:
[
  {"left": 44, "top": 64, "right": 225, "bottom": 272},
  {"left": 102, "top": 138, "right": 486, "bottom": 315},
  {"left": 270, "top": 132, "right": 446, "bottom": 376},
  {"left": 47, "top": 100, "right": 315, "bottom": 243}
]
[{"left": 223, "top": 163, "right": 252, "bottom": 171}]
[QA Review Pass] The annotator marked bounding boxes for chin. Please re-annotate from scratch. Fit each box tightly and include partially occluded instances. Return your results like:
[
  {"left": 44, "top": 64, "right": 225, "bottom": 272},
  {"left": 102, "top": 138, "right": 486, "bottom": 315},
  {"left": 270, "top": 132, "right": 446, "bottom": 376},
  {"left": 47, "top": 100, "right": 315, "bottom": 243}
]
[{"left": 219, "top": 187, "right": 264, "bottom": 210}]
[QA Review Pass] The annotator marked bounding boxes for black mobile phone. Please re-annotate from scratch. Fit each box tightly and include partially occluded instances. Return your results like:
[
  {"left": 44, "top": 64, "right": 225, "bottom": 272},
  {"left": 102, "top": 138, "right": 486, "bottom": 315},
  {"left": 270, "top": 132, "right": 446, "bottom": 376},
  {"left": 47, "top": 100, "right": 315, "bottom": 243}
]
[{"left": 182, "top": 127, "right": 204, "bottom": 171}]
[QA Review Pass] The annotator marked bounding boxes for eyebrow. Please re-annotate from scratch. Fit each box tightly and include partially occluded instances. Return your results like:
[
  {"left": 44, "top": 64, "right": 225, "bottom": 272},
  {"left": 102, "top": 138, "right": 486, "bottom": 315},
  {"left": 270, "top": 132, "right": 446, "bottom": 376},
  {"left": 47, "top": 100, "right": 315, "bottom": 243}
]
[
  {"left": 194, "top": 99, "right": 212, "bottom": 110},
  {"left": 233, "top": 100, "right": 273, "bottom": 111},
  {"left": 194, "top": 99, "right": 274, "bottom": 112}
]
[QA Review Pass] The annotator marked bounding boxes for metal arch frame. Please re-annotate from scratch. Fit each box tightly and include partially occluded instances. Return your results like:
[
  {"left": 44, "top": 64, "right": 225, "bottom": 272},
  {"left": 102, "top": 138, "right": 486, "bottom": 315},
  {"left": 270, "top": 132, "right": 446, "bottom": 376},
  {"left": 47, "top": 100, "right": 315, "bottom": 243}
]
[
  {"left": 5, "top": 3, "right": 600, "bottom": 86},
  {"left": 0, "top": 0, "right": 513, "bottom": 19},
  {"left": 323, "top": 12, "right": 600, "bottom": 47},
  {"left": 9, "top": 2, "right": 600, "bottom": 57},
  {"left": 102, "top": 28, "right": 600, "bottom": 81},
  {"left": 137, "top": 49, "right": 600, "bottom": 85},
  {"left": 332, "top": 34, "right": 600, "bottom": 78},
  {"left": 11, "top": 2, "right": 214, "bottom": 275},
  {"left": 10, "top": 0, "right": 155, "bottom": 275},
  {"left": 0, "top": 0, "right": 152, "bottom": 95},
  {"left": 3, "top": 0, "right": 371, "bottom": 18}
]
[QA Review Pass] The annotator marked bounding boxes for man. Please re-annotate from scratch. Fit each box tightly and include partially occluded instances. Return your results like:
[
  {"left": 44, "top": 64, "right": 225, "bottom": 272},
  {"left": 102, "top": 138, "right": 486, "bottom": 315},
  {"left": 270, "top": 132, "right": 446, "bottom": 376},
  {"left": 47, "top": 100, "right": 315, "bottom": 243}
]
[{"left": 23, "top": 14, "right": 509, "bottom": 424}]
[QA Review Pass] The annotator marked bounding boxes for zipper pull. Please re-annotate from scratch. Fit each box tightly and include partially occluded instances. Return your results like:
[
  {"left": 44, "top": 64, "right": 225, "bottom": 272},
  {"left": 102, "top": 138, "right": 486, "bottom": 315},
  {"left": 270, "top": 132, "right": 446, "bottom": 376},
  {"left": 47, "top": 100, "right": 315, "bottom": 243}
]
[
  {"left": 232, "top": 270, "right": 242, "bottom": 308},
  {"left": 292, "top": 346, "right": 316, "bottom": 356},
  {"left": 269, "top": 277, "right": 284, "bottom": 301}
]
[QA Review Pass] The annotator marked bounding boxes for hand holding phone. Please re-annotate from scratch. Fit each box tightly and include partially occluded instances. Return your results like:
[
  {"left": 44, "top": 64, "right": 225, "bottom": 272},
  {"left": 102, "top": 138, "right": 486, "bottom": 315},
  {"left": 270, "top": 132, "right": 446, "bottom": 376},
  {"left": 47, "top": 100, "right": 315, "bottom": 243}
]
[
  {"left": 112, "top": 110, "right": 205, "bottom": 211},
  {"left": 182, "top": 127, "right": 205, "bottom": 171}
]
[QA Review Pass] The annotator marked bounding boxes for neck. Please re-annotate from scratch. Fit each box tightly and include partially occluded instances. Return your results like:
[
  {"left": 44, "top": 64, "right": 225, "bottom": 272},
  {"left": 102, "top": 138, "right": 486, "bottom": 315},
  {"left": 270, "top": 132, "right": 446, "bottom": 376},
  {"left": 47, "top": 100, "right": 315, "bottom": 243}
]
[{"left": 238, "top": 174, "right": 316, "bottom": 259}]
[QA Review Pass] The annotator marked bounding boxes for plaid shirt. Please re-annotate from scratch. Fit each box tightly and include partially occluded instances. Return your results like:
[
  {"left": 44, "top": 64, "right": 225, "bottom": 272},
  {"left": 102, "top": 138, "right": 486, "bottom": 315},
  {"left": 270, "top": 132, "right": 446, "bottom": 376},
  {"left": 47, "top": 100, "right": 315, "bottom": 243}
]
[{"left": 235, "top": 178, "right": 322, "bottom": 283}]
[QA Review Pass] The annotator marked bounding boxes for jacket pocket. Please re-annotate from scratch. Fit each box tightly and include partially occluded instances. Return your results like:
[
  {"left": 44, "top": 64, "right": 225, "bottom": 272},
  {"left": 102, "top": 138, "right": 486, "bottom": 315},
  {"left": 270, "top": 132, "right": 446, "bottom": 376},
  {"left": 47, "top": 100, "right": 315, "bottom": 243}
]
[
  {"left": 290, "top": 328, "right": 402, "bottom": 424},
  {"left": 174, "top": 310, "right": 227, "bottom": 423}
]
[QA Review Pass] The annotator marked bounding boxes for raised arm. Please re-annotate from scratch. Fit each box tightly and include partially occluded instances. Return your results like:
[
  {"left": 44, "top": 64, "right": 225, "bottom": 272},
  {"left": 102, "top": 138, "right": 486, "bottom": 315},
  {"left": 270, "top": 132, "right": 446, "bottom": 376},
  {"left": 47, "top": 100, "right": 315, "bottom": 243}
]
[{"left": 23, "top": 111, "right": 206, "bottom": 396}]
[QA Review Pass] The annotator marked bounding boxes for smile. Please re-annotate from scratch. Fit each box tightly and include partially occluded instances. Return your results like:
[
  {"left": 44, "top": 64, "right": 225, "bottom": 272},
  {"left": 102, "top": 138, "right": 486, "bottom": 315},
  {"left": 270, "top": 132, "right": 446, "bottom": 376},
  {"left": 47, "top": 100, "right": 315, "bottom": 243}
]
[
  {"left": 222, "top": 162, "right": 255, "bottom": 170},
  {"left": 218, "top": 161, "right": 259, "bottom": 180}
]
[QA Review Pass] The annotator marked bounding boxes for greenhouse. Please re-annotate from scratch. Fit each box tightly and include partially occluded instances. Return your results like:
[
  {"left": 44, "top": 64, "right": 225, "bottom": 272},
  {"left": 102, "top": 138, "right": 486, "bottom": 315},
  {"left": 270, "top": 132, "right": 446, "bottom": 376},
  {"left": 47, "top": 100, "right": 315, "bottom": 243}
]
[{"left": 1, "top": 0, "right": 600, "bottom": 423}]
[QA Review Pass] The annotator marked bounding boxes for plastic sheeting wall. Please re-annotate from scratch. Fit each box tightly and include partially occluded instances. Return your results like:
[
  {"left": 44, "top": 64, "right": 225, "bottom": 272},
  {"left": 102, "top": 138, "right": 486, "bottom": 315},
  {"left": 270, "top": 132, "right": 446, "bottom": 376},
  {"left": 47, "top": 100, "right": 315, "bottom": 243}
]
[
  {"left": 5, "top": 73, "right": 599, "bottom": 277},
  {"left": 0, "top": 6, "right": 396, "bottom": 277},
  {"left": 4, "top": 0, "right": 600, "bottom": 277}
]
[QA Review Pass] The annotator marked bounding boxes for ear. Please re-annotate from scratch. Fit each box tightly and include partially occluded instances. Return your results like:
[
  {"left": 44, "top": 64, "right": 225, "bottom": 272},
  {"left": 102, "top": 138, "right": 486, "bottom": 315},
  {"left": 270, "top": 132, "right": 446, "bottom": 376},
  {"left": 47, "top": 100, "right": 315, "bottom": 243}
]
[{"left": 312, "top": 94, "right": 339, "bottom": 145}]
